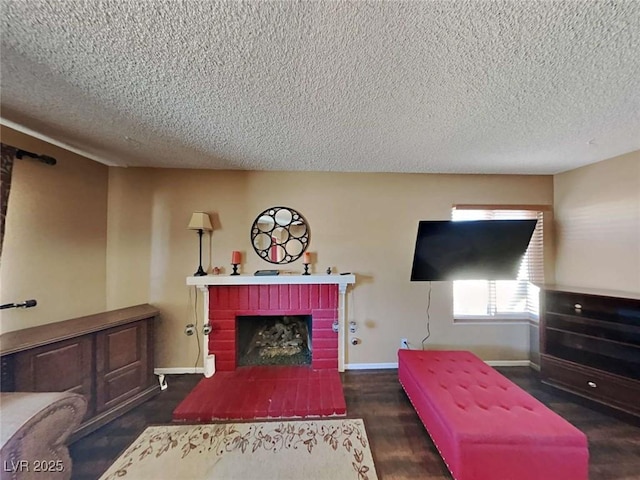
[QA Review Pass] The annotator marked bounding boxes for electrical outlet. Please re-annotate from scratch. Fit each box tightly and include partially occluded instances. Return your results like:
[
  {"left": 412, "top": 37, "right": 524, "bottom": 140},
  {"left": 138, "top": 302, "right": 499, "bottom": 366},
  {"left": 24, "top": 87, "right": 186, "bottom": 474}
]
[
  {"left": 184, "top": 324, "right": 195, "bottom": 336},
  {"left": 400, "top": 338, "right": 409, "bottom": 349}
]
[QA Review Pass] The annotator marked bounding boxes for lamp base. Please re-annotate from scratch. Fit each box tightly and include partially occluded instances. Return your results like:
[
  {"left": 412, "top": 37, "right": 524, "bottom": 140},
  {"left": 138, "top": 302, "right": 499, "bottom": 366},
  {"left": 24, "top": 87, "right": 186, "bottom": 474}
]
[
  {"left": 194, "top": 265, "right": 207, "bottom": 276},
  {"left": 230, "top": 264, "right": 240, "bottom": 276},
  {"left": 302, "top": 264, "right": 310, "bottom": 275}
]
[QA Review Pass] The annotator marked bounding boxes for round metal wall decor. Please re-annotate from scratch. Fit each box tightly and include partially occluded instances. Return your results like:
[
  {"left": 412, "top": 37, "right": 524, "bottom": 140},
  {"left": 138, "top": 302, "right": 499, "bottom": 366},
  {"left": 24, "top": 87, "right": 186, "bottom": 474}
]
[{"left": 251, "top": 206, "right": 310, "bottom": 264}]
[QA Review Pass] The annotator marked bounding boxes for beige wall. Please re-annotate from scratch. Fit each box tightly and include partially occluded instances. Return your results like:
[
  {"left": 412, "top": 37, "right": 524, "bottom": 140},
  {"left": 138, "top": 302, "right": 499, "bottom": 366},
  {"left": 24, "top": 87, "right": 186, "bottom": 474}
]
[
  {"left": 554, "top": 150, "right": 640, "bottom": 293},
  {"left": 0, "top": 126, "right": 555, "bottom": 366},
  {"left": 0, "top": 126, "right": 108, "bottom": 332},
  {"left": 106, "top": 168, "right": 250, "bottom": 368},
  {"left": 7, "top": 125, "right": 638, "bottom": 368},
  {"left": 106, "top": 169, "right": 553, "bottom": 368}
]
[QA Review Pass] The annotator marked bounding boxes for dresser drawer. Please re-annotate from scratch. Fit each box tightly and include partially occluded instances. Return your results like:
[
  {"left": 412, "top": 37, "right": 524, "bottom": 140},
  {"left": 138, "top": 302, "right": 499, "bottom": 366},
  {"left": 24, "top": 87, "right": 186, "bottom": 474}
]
[{"left": 541, "top": 355, "right": 640, "bottom": 416}]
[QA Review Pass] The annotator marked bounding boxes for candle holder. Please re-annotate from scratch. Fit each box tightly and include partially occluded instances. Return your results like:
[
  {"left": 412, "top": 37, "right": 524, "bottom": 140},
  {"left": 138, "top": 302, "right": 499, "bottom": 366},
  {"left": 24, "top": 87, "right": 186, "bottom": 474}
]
[
  {"left": 302, "top": 263, "right": 310, "bottom": 275},
  {"left": 231, "top": 264, "right": 240, "bottom": 276}
]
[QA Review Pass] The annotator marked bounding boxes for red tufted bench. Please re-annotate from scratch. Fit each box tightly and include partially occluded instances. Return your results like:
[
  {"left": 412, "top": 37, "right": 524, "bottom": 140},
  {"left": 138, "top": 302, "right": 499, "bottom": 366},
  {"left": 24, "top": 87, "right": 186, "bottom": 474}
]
[{"left": 398, "top": 350, "right": 588, "bottom": 480}]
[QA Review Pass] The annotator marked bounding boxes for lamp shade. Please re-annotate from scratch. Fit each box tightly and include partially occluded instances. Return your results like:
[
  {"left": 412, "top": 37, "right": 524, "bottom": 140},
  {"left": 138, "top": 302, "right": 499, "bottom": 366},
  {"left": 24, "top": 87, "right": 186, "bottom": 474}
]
[{"left": 188, "top": 212, "right": 213, "bottom": 231}]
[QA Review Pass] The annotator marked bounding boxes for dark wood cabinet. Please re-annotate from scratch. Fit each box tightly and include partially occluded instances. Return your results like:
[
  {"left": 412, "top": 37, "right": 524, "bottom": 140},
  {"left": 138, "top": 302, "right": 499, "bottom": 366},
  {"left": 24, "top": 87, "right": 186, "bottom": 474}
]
[
  {"left": 540, "top": 286, "right": 640, "bottom": 417},
  {"left": 0, "top": 304, "right": 160, "bottom": 441},
  {"left": 95, "top": 320, "right": 153, "bottom": 414},
  {"left": 13, "top": 335, "right": 95, "bottom": 419}
]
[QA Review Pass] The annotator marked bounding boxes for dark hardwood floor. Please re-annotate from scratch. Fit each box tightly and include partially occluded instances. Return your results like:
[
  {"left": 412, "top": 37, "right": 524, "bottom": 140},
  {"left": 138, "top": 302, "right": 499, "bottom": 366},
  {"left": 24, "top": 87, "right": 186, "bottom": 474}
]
[{"left": 69, "top": 368, "right": 640, "bottom": 480}]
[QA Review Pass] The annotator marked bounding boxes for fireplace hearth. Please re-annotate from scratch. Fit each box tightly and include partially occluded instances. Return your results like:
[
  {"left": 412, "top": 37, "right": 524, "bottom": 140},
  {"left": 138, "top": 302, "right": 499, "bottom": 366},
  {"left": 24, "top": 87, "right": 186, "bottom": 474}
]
[{"left": 237, "top": 315, "right": 312, "bottom": 366}]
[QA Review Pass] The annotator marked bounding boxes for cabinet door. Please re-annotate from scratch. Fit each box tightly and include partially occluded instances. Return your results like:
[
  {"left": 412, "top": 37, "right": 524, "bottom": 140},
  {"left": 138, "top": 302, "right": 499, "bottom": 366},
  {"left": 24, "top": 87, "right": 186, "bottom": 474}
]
[
  {"left": 14, "top": 336, "right": 94, "bottom": 418},
  {"left": 95, "top": 320, "right": 149, "bottom": 413}
]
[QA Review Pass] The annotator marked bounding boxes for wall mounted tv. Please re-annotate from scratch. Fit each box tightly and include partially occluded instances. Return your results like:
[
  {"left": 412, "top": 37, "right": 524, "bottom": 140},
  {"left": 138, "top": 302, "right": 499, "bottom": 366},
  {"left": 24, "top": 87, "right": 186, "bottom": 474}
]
[{"left": 410, "top": 220, "right": 537, "bottom": 281}]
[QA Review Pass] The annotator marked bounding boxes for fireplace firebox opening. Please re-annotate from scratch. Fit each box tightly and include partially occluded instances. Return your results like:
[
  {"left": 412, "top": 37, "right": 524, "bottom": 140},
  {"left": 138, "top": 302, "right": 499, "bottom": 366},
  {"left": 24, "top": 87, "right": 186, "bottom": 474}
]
[{"left": 236, "top": 315, "right": 312, "bottom": 367}]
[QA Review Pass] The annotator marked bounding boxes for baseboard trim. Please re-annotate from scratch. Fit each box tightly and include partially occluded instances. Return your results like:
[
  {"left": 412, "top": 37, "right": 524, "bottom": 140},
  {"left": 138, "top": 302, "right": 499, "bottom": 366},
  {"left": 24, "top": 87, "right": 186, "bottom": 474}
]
[
  {"left": 485, "top": 360, "right": 532, "bottom": 367},
  {"left": 346, "top": 359, "right": 537, "bottom": 370},
  {"left": 345, "top": 362, "right": 398, "bottom": 370},
  {"left": 155, "top": 361, "right": 538, "bottom": 374},
  {"left": 154, "top": 367, "right": 204, "bottom": 375}
]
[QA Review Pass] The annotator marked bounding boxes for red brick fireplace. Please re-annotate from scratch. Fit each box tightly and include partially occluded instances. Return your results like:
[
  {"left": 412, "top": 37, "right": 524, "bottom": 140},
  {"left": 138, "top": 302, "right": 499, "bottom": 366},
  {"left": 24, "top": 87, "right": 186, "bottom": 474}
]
[
  {"left": 176, "top": 275, "right": 355, "bottom": 421},
  {"left": 207, "top": 283, "right": 340, "bottom": 371},
  {"left": 187, "top": 275, "right": 356, "bottom": 373}
]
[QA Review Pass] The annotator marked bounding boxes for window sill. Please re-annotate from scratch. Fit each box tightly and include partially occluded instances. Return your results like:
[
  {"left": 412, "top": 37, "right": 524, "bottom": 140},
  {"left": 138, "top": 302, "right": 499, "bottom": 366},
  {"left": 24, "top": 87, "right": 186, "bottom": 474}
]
[{"left": 454, "top": 315, "right": 530, "bottom": 325}]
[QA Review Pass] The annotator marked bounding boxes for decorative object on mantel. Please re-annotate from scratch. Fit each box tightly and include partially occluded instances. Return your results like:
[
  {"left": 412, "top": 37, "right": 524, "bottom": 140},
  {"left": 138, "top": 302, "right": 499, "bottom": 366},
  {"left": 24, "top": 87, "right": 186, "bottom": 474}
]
[
  {"left": 213, "top": 266, "right": 221, "bottom": 275},
  {"left": 231, "top": 250, "right": 241, "bottom": 276},
  {"left": 302, "top": 251, "right": 311, "bottom": 275},
  {"left": 250, "top": 206, "right": 310, "bottom": 264},
  {"left": 326, "top": 267, "right": 332, "bottom": 275},
  {"left": 188, "top": 212, "right": 213, "bottom": 276},
  {"left": 255, "top": 269, "right": 280, "bottom": 276}
]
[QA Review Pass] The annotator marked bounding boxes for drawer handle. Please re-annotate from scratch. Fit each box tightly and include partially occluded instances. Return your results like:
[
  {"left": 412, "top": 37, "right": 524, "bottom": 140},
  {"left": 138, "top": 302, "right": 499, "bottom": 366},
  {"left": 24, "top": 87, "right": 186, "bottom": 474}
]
[
  {"left": 587, "top": 381, "right": 597, "bottom": 388},
  {"left": 574, "top": 303, "right": 582, "bottom": 311}
]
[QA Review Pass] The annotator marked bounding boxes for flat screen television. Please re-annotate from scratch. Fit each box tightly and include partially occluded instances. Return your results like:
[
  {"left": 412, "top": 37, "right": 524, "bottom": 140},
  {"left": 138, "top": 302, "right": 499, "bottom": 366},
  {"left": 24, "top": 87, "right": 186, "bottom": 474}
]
[{"left": 410, "top": 220, "right": 537, "bottom": 281}]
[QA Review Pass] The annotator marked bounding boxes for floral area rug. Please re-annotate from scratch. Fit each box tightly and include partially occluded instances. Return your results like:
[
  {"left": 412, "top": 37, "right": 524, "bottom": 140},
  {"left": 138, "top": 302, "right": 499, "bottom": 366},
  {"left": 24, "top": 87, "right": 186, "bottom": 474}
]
[{"left": 99, "top": 418, "right": 377, "bottom": 480}]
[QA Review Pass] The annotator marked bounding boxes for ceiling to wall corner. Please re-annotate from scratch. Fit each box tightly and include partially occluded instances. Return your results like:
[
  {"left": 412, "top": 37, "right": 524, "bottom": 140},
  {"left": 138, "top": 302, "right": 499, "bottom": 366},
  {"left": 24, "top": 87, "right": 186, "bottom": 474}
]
[{"left": 1, "top": 0, "right": 639, "bottom": 174}]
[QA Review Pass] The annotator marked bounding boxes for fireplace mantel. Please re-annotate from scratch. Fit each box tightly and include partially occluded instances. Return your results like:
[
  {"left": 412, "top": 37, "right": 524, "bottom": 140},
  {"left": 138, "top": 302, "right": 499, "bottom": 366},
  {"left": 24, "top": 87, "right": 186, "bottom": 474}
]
[
  {"left": 187, "top": 274, "right": 355, "bottom": 288},
  {"left": 186, "top": 274, "right": 356, "bottom": 372}
]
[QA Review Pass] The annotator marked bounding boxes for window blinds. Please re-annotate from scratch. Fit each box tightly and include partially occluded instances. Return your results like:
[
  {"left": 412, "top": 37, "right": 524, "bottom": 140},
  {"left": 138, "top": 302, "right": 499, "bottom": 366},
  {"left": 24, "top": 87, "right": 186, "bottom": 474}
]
[{"left": 452, "top": 207, "right": 544, "bottom": 319}]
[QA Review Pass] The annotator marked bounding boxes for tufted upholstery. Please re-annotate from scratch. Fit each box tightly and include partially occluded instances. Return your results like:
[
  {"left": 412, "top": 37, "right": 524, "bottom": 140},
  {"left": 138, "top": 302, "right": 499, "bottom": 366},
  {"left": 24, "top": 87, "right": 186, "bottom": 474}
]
[{"left": 399, "top": 350, "right": 588, "bottom": 480}]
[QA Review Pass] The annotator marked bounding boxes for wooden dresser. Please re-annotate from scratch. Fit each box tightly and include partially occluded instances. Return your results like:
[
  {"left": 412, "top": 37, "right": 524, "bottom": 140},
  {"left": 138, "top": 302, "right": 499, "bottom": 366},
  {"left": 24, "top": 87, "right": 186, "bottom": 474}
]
[
  {"left": 0, "top": 304, "right": 160, "bottom": 441},
  {"left": 539, "top": 286, "right": 640, "bottom": 417}
]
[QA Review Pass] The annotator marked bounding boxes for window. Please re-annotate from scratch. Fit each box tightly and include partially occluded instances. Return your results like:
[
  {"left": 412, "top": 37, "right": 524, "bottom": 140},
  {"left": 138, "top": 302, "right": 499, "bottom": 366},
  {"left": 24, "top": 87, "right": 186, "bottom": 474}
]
[{"left": 452, "top": 206, "right": 545, "bottom": 321}]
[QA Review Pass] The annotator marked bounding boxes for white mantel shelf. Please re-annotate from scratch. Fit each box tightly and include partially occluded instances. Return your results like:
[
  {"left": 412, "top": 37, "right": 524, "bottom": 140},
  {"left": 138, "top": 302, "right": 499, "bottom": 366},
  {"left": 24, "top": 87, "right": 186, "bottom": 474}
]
[{"left": 187, "top": 274, "right": 356, "bottom": 287}]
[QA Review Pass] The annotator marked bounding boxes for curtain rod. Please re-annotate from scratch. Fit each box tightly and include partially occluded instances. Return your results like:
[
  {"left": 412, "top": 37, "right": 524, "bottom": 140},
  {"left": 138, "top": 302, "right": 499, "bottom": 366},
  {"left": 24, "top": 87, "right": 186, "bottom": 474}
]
[{"left": 15, "top": 148, "right": 57, "bottom": 165}]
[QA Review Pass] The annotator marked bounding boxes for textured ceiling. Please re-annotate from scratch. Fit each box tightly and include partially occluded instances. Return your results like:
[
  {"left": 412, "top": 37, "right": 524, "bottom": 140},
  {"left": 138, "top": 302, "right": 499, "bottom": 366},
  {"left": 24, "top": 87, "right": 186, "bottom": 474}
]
[{"left": 1, "top": 0, "right": 639, "bottom": 174}]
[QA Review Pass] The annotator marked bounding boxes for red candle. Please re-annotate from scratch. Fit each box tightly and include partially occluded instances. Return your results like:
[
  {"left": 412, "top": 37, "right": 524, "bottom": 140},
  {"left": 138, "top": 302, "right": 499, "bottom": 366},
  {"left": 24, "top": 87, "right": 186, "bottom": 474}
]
[
  {"left": 303, "top": 252, "right": 311, "bottom": 264},
  {"left": 231, "top": 251, "right": 241, "bottom": 264}
]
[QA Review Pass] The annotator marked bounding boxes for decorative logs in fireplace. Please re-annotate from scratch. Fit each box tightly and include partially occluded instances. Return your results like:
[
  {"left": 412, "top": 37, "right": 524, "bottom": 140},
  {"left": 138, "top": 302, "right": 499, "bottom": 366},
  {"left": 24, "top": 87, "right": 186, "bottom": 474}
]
[{"left": 237, "top": 315, "right": 312, "bottom": 367}]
